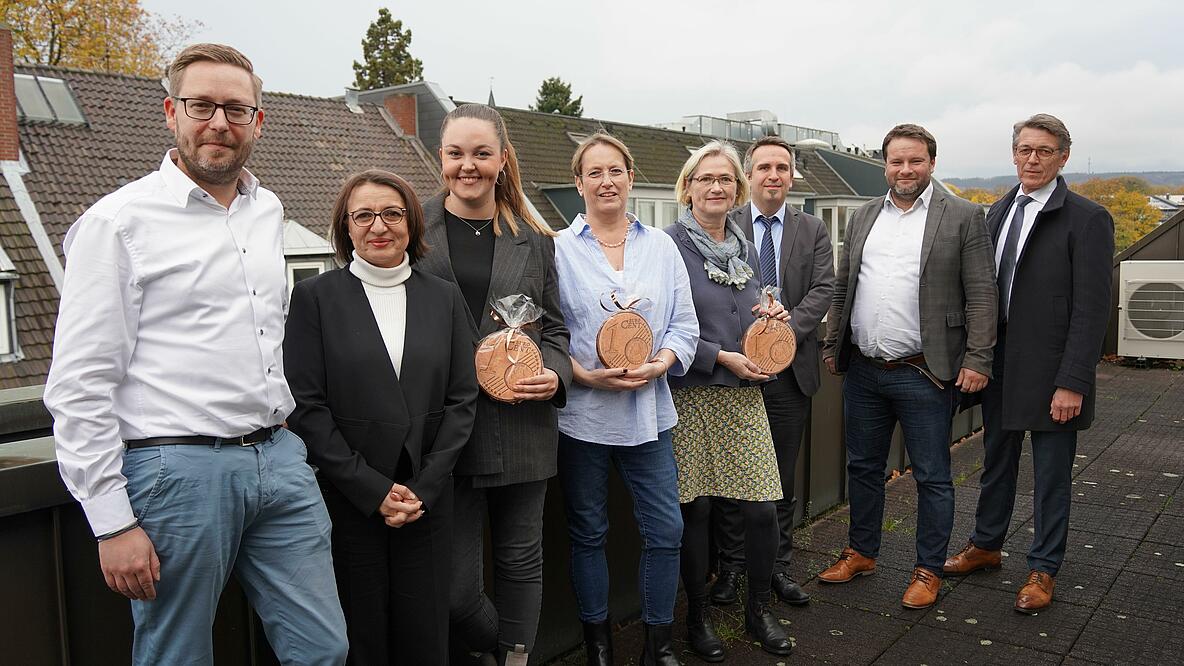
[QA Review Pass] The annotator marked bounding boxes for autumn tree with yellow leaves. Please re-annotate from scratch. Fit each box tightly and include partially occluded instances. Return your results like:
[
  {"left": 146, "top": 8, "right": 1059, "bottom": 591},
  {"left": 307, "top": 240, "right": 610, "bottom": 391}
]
[
  {"left": 1, "top": 0, "right": 200, "bottom": 77},
  {"left": 1071, "top": 177, "right": 1162, "bottom": 252}
]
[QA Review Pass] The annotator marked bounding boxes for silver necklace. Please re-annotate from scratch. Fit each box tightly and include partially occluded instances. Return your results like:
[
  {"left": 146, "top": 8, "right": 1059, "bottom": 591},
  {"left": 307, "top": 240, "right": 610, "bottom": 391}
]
[{"left": 455, "top": 215, "right": 493, "bottom": 236}]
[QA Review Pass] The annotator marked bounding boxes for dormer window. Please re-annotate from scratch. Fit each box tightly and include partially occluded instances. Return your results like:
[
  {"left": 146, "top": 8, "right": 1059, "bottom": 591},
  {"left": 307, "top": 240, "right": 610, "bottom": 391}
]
[{"left": 0, "top": 245, "right": 18, "bottom": 360}]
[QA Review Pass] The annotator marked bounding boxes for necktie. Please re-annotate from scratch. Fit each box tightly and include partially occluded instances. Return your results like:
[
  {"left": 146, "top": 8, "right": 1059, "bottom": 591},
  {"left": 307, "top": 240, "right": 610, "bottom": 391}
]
[
  {"left": 997, "top": 194, "right": 1033, "bottom": 321},
  {"left": 758, "top": 215, "right": 779, "bottom": 288}
]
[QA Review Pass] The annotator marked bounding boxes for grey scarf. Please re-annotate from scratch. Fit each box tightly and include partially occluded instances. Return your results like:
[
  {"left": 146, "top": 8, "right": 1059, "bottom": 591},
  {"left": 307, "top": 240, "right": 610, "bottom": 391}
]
[{"left": 677, "top": 208, "right": 754, "bottom": 289}]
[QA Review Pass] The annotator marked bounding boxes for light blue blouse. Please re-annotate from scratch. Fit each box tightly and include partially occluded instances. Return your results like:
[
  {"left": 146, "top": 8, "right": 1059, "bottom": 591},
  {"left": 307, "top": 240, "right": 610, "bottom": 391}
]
[{"left": 555, "top": 214, "right": 699, "bottom": 446}]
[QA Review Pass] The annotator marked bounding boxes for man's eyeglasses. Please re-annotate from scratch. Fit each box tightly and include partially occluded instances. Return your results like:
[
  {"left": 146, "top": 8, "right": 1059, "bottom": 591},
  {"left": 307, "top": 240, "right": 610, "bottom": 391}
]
[
  {"left": 581, "top": 167, "right": 630, "bottom": 182},
  {"left": 347, "top": 207, "right": 407, "bottom": 227},
  {"left": 691, "top": 175, "right": 737, "bottom": 187},
  {"left": 172, "top": 97, "right": 259, "bottom": 125},
  {"left": 1014, "top": 146, "right": 1061, "bottom": 160}
]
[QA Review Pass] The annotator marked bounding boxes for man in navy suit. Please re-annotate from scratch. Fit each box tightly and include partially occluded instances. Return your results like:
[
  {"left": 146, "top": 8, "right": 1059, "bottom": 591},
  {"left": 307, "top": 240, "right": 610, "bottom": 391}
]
[
  {"left": 715, "top": 136, "right": 835, "bottom": 607},
  {"left": 944, "top": 114, "right": 1114, "bottom": 614}
]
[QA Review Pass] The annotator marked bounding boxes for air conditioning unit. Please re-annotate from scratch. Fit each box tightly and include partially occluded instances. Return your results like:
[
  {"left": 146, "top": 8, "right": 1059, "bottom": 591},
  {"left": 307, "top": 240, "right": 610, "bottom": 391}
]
[{"left": 1118, "top": 260, "right": 1184, "bottom": 359}]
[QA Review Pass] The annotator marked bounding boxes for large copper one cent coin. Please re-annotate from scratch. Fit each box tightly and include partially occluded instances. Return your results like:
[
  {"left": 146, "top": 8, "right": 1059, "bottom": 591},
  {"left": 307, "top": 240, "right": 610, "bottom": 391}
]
[
  {"left": 742, "top": 318, "right": 797, "bottom": 374},
  {"left": 475, "top": 331, "right": 544, "bottom": 403},
  {"left": 596, "top": 311, "right": 654, "bottom": 370}
]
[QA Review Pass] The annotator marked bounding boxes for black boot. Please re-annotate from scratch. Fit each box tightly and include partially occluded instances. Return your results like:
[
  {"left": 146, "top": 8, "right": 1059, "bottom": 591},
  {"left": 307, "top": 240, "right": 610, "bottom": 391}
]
[
  {"left": 709, "top": 570, "right": 740, "bottom": 605},
  {"left": 640, "top": 622, "right": 681, "bottom": 666},
  {"left": 686, "top": 595, "right": 724, "bottom": 662},
  {"left": 745, "top": 593, "right": 792, "bottom": 656},
  {"left": 583, "top": 618, "right": 613, "bottom": 666}
]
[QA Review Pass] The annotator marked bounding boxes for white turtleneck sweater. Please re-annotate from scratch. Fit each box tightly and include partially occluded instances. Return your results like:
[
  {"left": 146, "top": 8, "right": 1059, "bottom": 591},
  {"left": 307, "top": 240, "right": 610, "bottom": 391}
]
[{"left": 349, "top": 251, "right": 411, "bottom": 377}]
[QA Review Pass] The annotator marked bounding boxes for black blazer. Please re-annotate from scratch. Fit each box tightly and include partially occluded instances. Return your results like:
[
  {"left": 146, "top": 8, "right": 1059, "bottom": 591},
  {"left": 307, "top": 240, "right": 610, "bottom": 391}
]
[
  {"left": 663, "top": 222, "right": 766, "bottom": 389},
  {"left": 284, "top": 266, "right": 478, "bottom": 515},
  {"left": 986, "top": 177, "right": 1114, "bottom": 431},
  {"left": 416, "top": 194, "right": 572, "bottom": 487},
  {"left": 729, "top": 204, "right": 835, "bottom": 396}
]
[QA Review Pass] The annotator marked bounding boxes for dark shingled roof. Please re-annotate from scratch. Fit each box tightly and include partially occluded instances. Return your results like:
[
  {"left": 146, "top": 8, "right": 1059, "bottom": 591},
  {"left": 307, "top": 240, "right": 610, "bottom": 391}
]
[
  {"left": 16, "top": 64, "right": 441, "bottom": 247},
  {"left": 0, "top": 181, "right": 57, "bottom": 387},
  {"left": 1, "top": 64, "right": 441, "bottom": 388},
  {"left": 493, "top": 106, "right": 849, "bottom": 229}
]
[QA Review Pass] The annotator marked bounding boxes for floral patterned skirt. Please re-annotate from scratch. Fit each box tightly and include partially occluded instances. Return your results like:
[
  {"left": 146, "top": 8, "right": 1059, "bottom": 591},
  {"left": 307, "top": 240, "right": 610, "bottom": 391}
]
[{"left": 671, "top": 385, "right": 783, "bottom": 503}]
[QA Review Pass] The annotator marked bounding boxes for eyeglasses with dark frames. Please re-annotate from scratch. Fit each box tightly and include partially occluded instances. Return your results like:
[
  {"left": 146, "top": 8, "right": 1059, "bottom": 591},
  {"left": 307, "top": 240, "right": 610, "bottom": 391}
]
[
  {"left": 172, "top": 97, "right": 259, "bottom": 125},
  {"left": 347, "top": 207, "right": 407, "bottom": 227}
]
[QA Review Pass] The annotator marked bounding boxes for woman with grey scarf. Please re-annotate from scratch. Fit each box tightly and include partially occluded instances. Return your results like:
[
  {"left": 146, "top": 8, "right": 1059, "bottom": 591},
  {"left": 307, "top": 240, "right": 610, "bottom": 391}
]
[{"left": 663, "top": 141, "right": 794, "bottom": 660}]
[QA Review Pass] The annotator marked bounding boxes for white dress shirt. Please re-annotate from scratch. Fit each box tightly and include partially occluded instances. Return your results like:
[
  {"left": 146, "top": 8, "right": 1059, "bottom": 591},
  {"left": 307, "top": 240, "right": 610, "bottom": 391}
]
[
  {"left": 44, "top": 151, "right": 295, "bottom": 536},
  {"left": 349, "top": 251, "right": 411, "bottom": 377},
  {"left": 994, "top": 177, "right": 1058, "bottom": 308},
  {"left": 750, "top": 201, "right": 787, "bottom": 286},
  {"left": 851, "top": 183, "right": 934, "bottom": 360}
]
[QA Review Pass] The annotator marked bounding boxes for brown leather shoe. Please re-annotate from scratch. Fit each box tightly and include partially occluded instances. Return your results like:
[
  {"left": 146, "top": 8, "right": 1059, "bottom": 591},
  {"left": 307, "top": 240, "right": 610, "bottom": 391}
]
[
  {"left": 901, "top": 567, "right": 942, "bottom": 609},
  {"left": 943, "top": 541, "right": 1002, "bottom": 576},
  {"left": 1014, "top": 570, "right": 1055, "bottom": 614},
  {"left": 818, "top": 547, "right": 876, "bottom": 583}
]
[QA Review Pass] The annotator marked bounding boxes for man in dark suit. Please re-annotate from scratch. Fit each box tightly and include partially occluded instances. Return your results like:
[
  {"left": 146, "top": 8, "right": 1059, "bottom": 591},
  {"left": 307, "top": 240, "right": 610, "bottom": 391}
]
[
  {"left": 712, "top": 135, "right": 835, "bottom": 607},
  {"left": 943, "top": 114, "right": 1113, "bottom": 614},
  {"left": 821, "top": 124, "right": 997, "bottom": 609}
]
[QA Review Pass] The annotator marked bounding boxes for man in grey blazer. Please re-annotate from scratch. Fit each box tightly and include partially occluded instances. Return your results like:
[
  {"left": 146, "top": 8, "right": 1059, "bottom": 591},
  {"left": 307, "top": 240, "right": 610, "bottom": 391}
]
[
  {"left": 712, "top": 135, "right": 835, "bottom": 607},
  {"left": 820, "top": 124, "right": 996, "bottom": 610}
]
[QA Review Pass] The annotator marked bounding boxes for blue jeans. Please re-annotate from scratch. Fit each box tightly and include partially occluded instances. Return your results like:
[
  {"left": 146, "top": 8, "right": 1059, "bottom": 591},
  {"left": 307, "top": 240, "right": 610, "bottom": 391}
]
[
  {"left": 123, "top": 428, "right": 348, "bottom": 665},
  {"left": 557, "top": 430, "right": 683, "bottom": 625},
  {"left": 844, "top": 354, "right": 955, "bottom": 575}
]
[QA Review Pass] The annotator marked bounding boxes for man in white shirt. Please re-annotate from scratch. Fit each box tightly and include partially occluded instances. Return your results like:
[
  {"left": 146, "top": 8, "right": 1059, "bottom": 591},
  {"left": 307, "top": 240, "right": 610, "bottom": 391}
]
[
  {"left": 821, "top": 124, "right": 997, "bottom": 610},
  {"left": 943, "top": 114, "right": 1113, "bottom": 614},
  {"left": 43, "top": 44, "right": 347, "bottom": 664}
]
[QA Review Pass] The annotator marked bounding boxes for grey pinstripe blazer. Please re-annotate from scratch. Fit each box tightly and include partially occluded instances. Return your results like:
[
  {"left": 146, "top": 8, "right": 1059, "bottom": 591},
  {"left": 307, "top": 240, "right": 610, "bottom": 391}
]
[
  {"left": 822, "top": 187, "right": 997, "bottom": 382},
  {"left": 417, "top": 194, "right": 572, "bottom": 487}
]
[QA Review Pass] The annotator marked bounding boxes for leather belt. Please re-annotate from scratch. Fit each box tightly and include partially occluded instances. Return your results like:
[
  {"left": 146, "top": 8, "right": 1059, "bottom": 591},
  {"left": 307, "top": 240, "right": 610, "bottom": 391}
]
[
  {"left": 125, "top": 425, "right": 281, "bottom": 450},
  {"left": 857, "top": 351, "right": 946, "bottom": 390}
]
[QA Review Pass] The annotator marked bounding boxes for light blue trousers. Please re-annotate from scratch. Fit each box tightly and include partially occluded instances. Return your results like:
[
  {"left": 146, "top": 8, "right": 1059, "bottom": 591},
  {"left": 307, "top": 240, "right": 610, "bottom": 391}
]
[{"left": 123, "top": 428, "right": 347, "bottom": 665}]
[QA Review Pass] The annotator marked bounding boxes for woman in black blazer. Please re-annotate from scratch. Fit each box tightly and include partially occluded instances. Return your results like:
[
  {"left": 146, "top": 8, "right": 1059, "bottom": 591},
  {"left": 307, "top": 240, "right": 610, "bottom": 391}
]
[
  {"left": 415, "top": 103, "right": 571, "bottom": 666},
  {"left": 284, "top": 170, "right": 478, "bottom": 665}
]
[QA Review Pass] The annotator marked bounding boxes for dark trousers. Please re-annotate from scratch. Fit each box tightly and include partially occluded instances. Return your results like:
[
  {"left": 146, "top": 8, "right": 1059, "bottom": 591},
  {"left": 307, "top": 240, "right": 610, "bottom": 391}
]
[
  {"left": 450, "top": 477, "right": 548, "bottom": 658},
  {"left": 684, "top": 497, "right": 777, "bottom": 600},
  {"left": 715, "top": 371, "right": 810, "bottom": 575},
  {"left": 844, "top": 354, "right": 956, "bottom": 575},
  {"left": 321, "top": 481, "right": 453, "bottom": 666},
  {"left": 972, "top": 329, "right": 1078, "bottom": 575}
]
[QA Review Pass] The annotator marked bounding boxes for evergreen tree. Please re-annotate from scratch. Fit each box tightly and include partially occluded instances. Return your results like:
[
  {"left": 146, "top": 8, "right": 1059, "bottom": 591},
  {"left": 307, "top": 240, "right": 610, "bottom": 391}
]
[
  {"left": 352, "top": 8, "right": 423, "bottom": 90},
  {"left": 531, "top": 77, "right": 583, "bottom": 117}
]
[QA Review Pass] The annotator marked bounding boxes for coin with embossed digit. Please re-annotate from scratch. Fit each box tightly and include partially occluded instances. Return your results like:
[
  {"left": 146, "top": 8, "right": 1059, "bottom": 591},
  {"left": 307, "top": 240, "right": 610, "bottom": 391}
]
[
  {"left": 596, "top": 311, "right": 654, "bottom": 369},
  {"left": 475, "top": 330, "right": 543, "bottom": 403},
  {"left": 742, "top": 317, "right": 797, "bottom": 374}
]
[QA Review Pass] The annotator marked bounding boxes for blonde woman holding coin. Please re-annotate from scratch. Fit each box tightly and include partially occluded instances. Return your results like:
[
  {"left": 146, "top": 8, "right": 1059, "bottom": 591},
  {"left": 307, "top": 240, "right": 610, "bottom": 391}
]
[
  {"left": 665, "top": 141, "right": 793, "bottom": 660},
  {"left": 554, "top": 132, "right": 698, "bottom": 666},
  {"left": 415, "top": 103, "right": 572, "bottom": 666}
]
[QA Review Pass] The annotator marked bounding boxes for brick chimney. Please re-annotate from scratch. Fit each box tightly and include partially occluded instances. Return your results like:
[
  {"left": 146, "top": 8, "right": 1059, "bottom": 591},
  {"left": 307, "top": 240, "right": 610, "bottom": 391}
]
[
  {"left": 383, "top": 93, "right": 417, "bottom": 137},
  {"left": 0, "top": 26, "right": 19, "bottom": 161}
]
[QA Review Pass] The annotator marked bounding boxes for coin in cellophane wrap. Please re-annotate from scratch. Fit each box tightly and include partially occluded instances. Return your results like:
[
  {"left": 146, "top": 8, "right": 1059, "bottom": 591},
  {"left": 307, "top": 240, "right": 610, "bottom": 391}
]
[
  {"left": 475, "top": 295, "right": 546, "bottom": 403},
  {"left": 595, "top": 290, "right": 654, "bottom": 370},
  {"left": 742, "top": 286, "right": 797, "bottom": 374}
]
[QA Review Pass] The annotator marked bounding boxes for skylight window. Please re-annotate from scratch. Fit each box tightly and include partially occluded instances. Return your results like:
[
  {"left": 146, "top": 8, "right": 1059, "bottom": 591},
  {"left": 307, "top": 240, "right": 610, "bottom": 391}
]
[{"left": 15, "top": 74, "right": 87, "bottom": 125}]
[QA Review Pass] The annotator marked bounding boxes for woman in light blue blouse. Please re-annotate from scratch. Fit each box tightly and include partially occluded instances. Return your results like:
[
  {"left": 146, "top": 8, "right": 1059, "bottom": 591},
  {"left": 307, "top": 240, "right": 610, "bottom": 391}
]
[{"left": 554, "top": 132, "right": 699, "bottom": 666}]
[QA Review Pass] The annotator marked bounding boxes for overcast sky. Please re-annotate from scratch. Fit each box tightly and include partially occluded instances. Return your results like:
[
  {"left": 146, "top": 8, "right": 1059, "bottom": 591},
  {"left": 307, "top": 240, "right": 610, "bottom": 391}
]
[{"left": 142, "top": 0, "right": 1183, "bottom": 179}]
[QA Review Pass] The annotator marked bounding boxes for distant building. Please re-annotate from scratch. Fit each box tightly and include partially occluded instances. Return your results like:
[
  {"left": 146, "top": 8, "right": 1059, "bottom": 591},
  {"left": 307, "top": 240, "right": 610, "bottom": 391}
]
[{"left": 1148, "top": 194, "right": 1183, "bottom": 224}]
